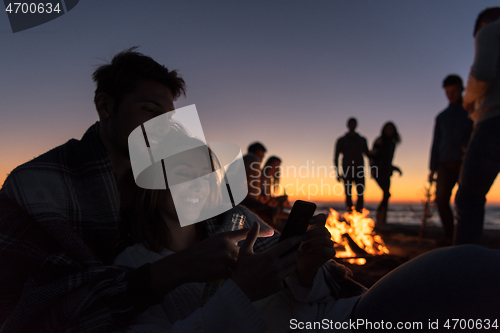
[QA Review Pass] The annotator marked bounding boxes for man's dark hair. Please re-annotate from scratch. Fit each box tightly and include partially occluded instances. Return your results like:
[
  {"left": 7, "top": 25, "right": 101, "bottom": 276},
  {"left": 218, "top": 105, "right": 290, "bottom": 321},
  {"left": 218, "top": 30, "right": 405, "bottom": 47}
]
[
  {"left": 442, "top": 74, "right": 463, "bottom": 88},
  {"left": 347, "top": 117, "right": 357, "bottom": 127},
  {"left": 248, "top": 142, "right": 267, "bottom": 154},
  {"left": 474, "top": 7, "right": 500, "bottom": 37},
  {"left": 92, "top": 47, "right": 186, "bottom": 108}
]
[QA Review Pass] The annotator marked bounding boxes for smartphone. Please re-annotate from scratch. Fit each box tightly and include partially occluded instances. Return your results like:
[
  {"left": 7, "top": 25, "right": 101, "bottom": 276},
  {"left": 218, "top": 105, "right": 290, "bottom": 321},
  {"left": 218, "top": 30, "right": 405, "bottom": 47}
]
[{"left": 278, "top": 200, "right": 317, "bottom": 257}]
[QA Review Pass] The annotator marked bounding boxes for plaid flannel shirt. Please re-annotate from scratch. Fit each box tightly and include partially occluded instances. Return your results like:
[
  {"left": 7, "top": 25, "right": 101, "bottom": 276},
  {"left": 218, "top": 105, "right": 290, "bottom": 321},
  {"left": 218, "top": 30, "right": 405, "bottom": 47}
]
[{"left": 0, "top": 123, "right": 156, "bottom": 332}]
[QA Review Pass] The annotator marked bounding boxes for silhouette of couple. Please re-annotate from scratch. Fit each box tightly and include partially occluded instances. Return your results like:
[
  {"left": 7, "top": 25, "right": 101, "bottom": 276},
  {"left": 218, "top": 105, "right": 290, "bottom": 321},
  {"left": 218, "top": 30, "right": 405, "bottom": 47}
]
[{"left": 334, "top": 118, "right": 401, "bottom": 227}]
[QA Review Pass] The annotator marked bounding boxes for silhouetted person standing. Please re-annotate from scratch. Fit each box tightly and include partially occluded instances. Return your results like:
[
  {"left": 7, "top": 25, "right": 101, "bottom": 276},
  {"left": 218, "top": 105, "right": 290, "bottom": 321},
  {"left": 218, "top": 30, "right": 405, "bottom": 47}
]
[
  {"left": 455, "top": 8, "right": 500, "bottom": 245},
  {"left": 429, "top": 75, "right": 472, "bottom": 246},
  {"left": 334, "top": 118, "right": 370, "bottom": 212},
  {"left": 371, "top": 122, "right": 402, "bottom": 228}
]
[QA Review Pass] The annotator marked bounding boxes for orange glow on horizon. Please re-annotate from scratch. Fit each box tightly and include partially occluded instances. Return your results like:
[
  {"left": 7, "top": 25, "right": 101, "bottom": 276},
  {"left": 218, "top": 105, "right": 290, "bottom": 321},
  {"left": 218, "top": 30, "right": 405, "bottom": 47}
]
[
  {"left": 3, "top": 166, "right": 500, "bottom": 204},
  {"left": 280, "top": 176, "right": 500, "bottom": 205},
  {"left": 3, "top": 150, "right": 500, "bottom": 205}
]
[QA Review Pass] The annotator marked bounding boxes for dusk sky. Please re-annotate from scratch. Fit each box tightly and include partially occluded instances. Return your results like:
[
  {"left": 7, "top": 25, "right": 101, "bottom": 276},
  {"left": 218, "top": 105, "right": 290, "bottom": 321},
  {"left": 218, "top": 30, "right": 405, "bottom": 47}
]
[{"left": 1, "top": 0, "right": 500, "bottom": 204}]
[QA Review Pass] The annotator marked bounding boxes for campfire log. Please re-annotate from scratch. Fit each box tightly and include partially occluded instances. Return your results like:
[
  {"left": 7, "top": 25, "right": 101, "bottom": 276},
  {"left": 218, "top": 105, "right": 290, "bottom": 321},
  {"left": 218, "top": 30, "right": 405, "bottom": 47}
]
[{"left": 342, "top": 233, "right": 369, "bottom": 256}]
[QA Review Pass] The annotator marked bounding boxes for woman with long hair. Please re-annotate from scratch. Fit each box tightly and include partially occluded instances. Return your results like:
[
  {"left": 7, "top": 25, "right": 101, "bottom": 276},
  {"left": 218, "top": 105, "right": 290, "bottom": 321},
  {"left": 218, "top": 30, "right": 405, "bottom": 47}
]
[
  {"left": 370, "top": 122, "right": 402, "bottom": 227},
  {"left": 260, "top": 156, "right": 282, "bottom": 202},
  {"left": 260, "top": 156, "right": 290, "bottom": 229}
]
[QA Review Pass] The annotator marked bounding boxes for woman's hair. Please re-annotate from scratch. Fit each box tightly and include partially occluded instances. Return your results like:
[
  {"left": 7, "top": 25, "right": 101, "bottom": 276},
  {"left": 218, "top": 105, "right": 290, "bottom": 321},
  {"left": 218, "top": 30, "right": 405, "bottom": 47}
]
[
  {"left": 262, "top": 156, "right": 282, "bottom": 193},
  {"left": 381, "top": 122, "right": 401, "bottom": 144},
  {"left": 135, "top": 135, "right": 223, "bottom": 253}
]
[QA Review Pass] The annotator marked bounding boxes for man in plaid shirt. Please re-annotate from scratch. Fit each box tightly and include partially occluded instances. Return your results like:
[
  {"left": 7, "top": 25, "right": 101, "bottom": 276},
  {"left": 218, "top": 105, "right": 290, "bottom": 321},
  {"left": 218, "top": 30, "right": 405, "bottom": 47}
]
[{"left": 0, "top": 48, "right": 359, "bottom": 332}]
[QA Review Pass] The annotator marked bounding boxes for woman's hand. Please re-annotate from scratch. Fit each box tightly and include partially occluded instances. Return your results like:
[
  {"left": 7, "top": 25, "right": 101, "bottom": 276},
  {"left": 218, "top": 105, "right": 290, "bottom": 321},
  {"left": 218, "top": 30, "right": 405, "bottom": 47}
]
[
  {"left": 233, "top": 222, "right": 302, "bottom": 302},
  {"left": 393, "top": 166, "right": 403, "bottom": 176},
  {"left": 296, "top": 214, "right": 336, "bottom": 288}
]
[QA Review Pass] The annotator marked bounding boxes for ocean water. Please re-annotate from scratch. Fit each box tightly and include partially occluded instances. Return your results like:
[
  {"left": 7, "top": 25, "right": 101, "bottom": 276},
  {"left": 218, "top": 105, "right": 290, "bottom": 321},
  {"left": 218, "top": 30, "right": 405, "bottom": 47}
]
[{"left": 315, "top": 203, "right": 500, "bottom": 230}]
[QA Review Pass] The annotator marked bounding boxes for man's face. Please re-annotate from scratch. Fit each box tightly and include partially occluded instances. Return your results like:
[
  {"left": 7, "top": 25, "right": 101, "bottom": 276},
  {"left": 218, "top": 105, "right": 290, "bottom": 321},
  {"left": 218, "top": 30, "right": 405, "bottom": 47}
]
[
  {"left": 255, "top": 149, "right": 265, "bottom": 163},
  {"left": 102, "top": 79, "right": 175, "bottom": 161},
  {"left": 444, "top": 84, "right": 463, "bottom": 105},
  {"left": 348, "top": 120, "right": 357, "bottom": 132}
]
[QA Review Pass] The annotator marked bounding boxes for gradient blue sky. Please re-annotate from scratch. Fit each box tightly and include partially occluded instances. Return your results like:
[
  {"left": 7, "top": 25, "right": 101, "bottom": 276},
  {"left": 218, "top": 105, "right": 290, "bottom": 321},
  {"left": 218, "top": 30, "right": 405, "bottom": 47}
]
[{"left": 1, "top": 0, "right": 500, "bottom": 203}]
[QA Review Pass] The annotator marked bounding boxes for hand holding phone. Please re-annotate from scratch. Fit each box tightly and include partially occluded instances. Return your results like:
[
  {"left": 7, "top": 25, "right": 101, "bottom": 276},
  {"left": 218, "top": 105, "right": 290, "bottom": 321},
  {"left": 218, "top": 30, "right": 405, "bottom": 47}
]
[{"left": 278, "top": 200, "right": 316, "bottom": 257}]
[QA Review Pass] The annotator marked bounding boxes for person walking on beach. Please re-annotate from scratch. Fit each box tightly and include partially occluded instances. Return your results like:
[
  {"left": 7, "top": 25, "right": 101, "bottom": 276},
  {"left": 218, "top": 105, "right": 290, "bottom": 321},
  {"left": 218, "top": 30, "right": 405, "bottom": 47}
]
[
  {"left": 455, "top": 7, "right": 500, "bottom": 245},
  {"left": 370, "top": 122, "right": 402, "bottom": 228},
  {"left": 429, "top": 75, "right": 473, "bottom": 246},
  {"left": 334, "top": 117, "right": 370, "bottom": 212}
]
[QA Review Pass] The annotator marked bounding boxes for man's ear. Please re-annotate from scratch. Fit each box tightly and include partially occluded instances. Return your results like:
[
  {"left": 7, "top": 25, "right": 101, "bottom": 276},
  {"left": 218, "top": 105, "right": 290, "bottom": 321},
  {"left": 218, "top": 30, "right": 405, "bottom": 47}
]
[{"left": 95, "top": 93, "right": 115, "bottom": 119}]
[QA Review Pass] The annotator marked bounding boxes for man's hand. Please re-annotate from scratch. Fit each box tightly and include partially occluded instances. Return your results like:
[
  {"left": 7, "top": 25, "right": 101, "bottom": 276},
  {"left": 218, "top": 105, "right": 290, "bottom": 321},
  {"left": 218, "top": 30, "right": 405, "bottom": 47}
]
[
  {"left": 182, "top": 227, "right": 274, "bottom": 282},
  {"left": 151, "top": 226, "right": 274, "bottom": 296},
  {"left": 296, "top": 214, "right": 336, "bottom": 288},
  {"left": 393, "top": 166, "right": 403, "bottom": 176},
  {"left": 334, "top": 163, "right": 341, "bottom": 182},
  {"left": 428, "top": 170, "right": 436, "bottom": 183},
  {"left": 232, "top": 222, "right": 302, "bottom": 302}
]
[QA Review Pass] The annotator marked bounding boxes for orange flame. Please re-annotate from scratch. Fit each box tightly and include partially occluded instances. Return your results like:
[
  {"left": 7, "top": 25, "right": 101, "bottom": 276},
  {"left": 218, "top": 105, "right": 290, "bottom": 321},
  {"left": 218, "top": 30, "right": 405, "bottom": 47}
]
[
  {"left": 326, "top": 208, "right": 389, "bottom": 265},
  {"left": 347, "top": 258, "right": 367, "bottom": 265}
]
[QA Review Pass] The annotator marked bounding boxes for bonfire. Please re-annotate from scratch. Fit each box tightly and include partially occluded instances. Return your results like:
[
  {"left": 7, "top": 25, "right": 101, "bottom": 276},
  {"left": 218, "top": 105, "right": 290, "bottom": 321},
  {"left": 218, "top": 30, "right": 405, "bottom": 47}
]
[{"left": 326, "top": 208, "right": 389, "bottom": 265}]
